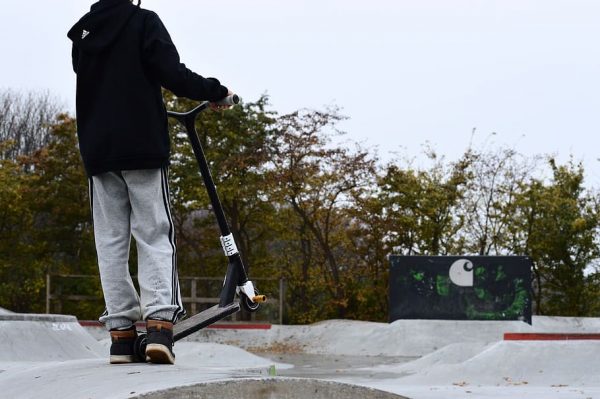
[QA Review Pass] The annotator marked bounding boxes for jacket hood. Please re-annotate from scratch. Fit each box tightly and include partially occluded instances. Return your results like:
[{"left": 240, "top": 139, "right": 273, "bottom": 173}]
[{"left": 67, "top": 0, "right": 139, "bottom": 54}]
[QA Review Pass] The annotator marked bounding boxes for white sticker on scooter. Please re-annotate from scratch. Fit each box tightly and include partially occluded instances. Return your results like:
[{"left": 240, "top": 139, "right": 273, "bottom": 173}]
[{"left": 220, "top": 234, "right": 239, "bottom": 256}]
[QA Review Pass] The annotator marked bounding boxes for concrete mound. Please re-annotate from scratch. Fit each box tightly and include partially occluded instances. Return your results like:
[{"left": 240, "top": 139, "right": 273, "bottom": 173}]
[
  {"left": 399, "top": 340, "right": 600, "bottom": 386},
  {"left": 364, "top": 342, "right": 493, "bottom": 374},
  {"left": 0, "top": 313, "right": 105, "bottom": 361},
  {"left": 133, "top": 378, "right": 408, "bottom": 399}
]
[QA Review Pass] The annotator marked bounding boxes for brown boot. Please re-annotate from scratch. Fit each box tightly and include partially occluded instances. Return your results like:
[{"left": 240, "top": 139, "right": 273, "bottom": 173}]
[
  {"left": 109, "top": 326, "right": 139, "bottom": 364},
  {"left": 145, "top": 320, "right": 175, "bottom": 365}
]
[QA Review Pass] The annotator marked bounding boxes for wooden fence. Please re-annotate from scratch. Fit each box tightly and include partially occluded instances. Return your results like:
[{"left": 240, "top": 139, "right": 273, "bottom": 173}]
[{"left": 46, "top": 274, "right": 285, "bottom": 324}]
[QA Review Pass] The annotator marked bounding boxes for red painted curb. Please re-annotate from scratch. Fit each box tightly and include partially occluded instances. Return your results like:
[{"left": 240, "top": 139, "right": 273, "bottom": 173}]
[
  {"left": 504, "top": 333, "right": 600, "bottom": 341},
  {"left": 79, "top": 321, "right": 272, "bottom": 330}
]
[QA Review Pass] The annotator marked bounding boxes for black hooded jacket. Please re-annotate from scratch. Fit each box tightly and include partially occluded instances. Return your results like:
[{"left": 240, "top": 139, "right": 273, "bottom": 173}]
[{"left": 68, "top": 0, "right": 228, "bottom": 176}]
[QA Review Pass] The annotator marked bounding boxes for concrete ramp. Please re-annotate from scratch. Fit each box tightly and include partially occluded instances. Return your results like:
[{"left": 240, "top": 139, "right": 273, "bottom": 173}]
[
  {"left": 180, "top": 318, "right": 534, "bottom": 357},
  {"left": 398, "top": 340, "right": 600, "bottom": 386},
  {"left": 0, "top": 314, "right": 105, "bottom": 361},
  {"left": 134, "top": 378, "right": 407, "bottom": 399}
]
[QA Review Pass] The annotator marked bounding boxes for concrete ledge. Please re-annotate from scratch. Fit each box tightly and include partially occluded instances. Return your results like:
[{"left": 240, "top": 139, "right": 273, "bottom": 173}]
[
  {"left": 0, "top": 314, "right": 105, "bottom": 361},
  {"left": 0, "top": 313, "right": 76, "bottom": 323},
  {"left": 133, "top": 378, "right": 408, "bottom": 399}
]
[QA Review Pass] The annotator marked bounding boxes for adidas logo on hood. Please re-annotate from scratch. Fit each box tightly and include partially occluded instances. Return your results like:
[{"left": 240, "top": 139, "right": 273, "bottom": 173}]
[{"left": 67, "top": 0, "right": 139, "bottom": 54}]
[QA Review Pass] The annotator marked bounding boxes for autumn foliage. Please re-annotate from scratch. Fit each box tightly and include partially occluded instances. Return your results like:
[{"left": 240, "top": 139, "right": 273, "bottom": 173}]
[{"left": 1, "top": 90, "right": 599, "bottom": 321}]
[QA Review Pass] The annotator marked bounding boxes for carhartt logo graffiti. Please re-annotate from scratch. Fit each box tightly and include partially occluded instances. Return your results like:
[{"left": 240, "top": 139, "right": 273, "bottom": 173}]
[{"left": 449, "top": 259, "right": 474, "bottom": 287}]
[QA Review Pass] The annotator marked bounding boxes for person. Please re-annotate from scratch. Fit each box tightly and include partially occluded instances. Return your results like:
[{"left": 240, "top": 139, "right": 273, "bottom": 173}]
[{"left": 67, "top": 0, "right": 231, "bottom": 365}]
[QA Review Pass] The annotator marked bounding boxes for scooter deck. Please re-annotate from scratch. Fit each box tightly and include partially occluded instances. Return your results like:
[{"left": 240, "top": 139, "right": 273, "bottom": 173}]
[{"left": 173, "top": 302, "right": 240, "bottom": 341}]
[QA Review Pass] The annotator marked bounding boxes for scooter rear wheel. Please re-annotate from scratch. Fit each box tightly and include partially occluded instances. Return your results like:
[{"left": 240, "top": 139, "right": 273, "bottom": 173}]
[{"left": 241, "top": 290, "right": 261, "bottom": 313}]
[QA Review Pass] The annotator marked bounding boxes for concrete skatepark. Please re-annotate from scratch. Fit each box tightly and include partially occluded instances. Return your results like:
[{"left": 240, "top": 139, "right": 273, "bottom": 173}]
[{"left": 1, "top": 310, "right": 599, "bottom": 399}]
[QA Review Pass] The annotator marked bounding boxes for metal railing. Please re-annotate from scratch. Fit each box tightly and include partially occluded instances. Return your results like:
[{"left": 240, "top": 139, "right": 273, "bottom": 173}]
[{"left": 46, "top": 274, "right": 285, "bottom": 324}]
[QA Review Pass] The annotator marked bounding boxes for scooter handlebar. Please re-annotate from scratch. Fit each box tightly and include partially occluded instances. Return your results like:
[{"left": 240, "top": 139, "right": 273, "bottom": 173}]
[{"left": 214, "top": 94, "right": 240, "bottom": 106}]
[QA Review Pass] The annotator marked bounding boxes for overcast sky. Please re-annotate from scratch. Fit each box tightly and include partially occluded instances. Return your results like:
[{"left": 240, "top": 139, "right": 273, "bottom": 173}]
[{"left": 1, "top": 1, "right": 599, "bottom": 185}]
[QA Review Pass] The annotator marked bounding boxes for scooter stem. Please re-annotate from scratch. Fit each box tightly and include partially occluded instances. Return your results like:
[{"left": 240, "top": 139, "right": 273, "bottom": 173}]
[{"left": 166, "top": 98, "right": 254, "bottom": 306}]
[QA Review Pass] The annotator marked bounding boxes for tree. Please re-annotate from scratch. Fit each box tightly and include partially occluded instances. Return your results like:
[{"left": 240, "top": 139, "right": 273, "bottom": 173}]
[
  {"left": 0, "top": 89, "right": 62, "bottom": 160},
  {"left": 345, "top": 181, "right": 390, "bottom": 321},
  {"left": 378, "top": 150, "right": 473, "bottom": 256},
  {"left": 460, "top": 145, "right": 539, "bottom": 255},
  {"left": 22, "top": 115, "right": 99, "bottom": 317},
  {"left": 270, "top": 108, "right": 376, "bottom": 320},
  {"left": 0, "top": 142, "right": 41, "bottom": 311},
  {"left": 510, "top": 159, "right": 600, "bottom": 315}
]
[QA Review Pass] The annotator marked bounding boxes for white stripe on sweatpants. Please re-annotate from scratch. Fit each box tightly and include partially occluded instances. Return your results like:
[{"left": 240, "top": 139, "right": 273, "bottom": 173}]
[
  {"left": 90, "top": 168, "right": 184, "bottom": 330},
  {"left": 159, "top": 167, "right": 185, "bottom": 322}
]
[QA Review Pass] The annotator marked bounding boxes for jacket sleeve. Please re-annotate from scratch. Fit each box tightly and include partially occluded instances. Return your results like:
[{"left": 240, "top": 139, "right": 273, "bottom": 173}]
[
  {"left": 71, "top": 45, "right": 79, "bottom": 74},
  {"left": 142, "top": 12, "right": 228, "bottom": 101}
]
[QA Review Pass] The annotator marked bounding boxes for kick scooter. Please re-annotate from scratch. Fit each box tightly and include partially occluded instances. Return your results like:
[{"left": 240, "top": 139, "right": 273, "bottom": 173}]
[{"left": 134, "top": 95, "right": 266, "bottom": 356}]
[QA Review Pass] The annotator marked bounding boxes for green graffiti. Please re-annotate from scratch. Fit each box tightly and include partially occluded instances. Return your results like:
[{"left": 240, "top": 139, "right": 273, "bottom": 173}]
[
  {"left": 465, "top": 278, "right": 528, "bottom": 320},
  {"left": 495, "top": 265, "right": 507, "bottom": 282},
  {"left": 474, "top": 287, "right": 486, "bottom": 299},
  {"left": 412, "top": 271, "right": 425, "bottom": 281},
  {"left": 436, "top": 275, "right": 450, "bottom": 296},
  {"left": 465, "top": 304, "right": 495, "bottom": 320},
  {"left": 503, "top": 279, "right": 528, "bottom": 316}
]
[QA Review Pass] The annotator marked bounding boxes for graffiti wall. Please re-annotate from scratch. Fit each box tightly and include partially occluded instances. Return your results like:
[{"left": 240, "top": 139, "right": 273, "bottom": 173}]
[{"left": 389, "top": 256, "right": 532, "bottom": 324}]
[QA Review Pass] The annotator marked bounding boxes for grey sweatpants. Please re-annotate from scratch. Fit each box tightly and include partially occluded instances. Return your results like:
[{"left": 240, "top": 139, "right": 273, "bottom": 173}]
[{"left": 89, "top": 167, "right": 185, "bottom": 330}]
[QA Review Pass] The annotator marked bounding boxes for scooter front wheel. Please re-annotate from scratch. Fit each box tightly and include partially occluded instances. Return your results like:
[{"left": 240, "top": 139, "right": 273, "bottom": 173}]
[{"left": 133, "top": 333, "right": 147, "bottom": 361}]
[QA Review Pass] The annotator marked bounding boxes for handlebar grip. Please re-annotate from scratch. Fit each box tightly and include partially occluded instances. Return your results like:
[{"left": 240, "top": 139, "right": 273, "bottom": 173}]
[{"left": 215, "top": 94, "right": 240, "bottom": 106}]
